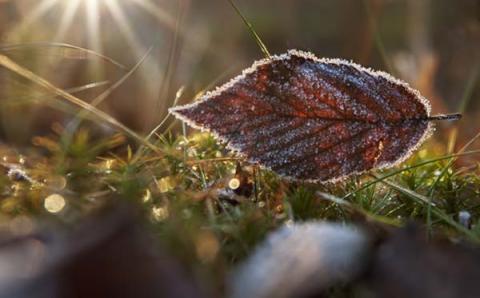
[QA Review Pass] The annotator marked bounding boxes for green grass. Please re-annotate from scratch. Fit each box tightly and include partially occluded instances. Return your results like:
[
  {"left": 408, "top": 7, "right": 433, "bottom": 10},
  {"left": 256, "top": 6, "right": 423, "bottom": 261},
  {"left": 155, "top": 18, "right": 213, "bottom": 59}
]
[{"left": 2, "top": 127, "right": 480, "bottom": 257}]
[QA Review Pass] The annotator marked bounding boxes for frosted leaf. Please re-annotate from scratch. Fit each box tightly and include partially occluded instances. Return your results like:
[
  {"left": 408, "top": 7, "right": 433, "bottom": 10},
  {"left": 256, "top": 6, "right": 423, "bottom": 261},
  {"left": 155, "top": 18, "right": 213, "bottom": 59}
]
[{"left": 170, "top": 50, "right": 435, "bottom": 182}]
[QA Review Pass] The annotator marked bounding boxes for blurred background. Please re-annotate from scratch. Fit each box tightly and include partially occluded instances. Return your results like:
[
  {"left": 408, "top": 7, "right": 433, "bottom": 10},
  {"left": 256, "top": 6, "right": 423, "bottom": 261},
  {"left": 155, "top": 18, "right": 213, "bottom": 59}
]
[{"left": 0, "top": 0, "right": 478, "bottom": 147}]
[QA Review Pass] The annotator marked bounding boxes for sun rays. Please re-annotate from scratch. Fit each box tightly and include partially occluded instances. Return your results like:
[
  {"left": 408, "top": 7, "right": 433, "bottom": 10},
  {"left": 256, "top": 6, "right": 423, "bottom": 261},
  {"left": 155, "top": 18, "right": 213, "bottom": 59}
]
[
  {"left": 12, "top": 0, "right": 175, "bottom": 58},
  {"left": 54, "top": 0, "right": 81, "bottom": 42},
  {"left": 1, "top": 0, "right": 183, "bottom": 133},
  {"left": 103, "top": 0, "right": 144, "bottom": 59},
  {"left": 85, "top": 0, "right": 102, "bottom": 54}
]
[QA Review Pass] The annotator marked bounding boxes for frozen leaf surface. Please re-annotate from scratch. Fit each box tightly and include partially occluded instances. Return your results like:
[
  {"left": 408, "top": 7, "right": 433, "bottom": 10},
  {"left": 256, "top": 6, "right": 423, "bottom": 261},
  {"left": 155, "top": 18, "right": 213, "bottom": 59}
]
[{"left": 170, "top": 50, "right": 434, "bottom": 182}]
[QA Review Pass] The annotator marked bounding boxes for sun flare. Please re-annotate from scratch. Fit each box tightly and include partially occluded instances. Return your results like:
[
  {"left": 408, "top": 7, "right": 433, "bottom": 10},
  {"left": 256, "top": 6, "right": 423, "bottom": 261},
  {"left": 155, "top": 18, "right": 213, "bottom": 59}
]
[{"left": 15, "top": 0, "right": 175, "bottom": 58}]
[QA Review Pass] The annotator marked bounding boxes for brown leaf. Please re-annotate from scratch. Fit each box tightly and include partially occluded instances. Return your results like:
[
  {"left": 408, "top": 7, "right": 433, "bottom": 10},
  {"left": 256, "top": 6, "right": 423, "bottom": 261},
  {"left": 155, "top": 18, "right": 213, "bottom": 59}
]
[{"left": 170, "top": 50, "right": 434, "bottom": 182}]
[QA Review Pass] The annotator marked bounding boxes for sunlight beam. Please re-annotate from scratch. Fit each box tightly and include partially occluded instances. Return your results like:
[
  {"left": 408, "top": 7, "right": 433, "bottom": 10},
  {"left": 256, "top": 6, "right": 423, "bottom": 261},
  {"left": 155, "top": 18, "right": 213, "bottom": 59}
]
[
  {"left": 53, "top": 0, "right": 81, "bottom": 42},
  {"left": 10, "top": 0, "right": 59, "bottom": 37},
  {"left": 104, "top": 0, "right": 145, "bottom": 60},
  {"left": 84, "top": 0, "right": 106, "bottom": 81},
  {"left": 85, "top": 0, "right": 103, "bottom": 54},
  {"left": 130, "top": 0, "right": 176, "bottom": 30}
]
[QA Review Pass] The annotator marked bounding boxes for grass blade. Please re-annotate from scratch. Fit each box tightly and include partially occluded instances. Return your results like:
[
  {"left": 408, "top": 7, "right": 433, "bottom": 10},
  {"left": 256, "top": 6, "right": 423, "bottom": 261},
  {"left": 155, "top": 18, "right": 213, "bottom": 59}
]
[
  {"left": 0, "top": 54, "right": 158, "bottom": 152},
  {"left": 226, "top": 0, "right": 271, "bottom": 58},
  {"left": 343, "top": 149, "right": 480, "bottom": 200},
  {"left": 362, "top": 0, "right": 395, "bottom": 76},
  {"left": 64, "top": 47, "right": 153, "bottom": 135},
  {"left": 372, "top": 174, "right": 479, "bottom": 242},
  {"left": 0, "top": 42, "right": 127, "bottom": 70},
  {"left": 1, "top": 81, "right": 110, "bottom": 107}
]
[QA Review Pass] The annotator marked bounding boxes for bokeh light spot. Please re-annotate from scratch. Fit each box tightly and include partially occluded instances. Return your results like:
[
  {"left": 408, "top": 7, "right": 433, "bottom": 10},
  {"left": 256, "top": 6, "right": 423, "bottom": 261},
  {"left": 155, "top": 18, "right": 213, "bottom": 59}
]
[
  {"left": 44, "top": 194, "right": 66, "bottom": 213},
  {"left": 228, "top": 178, "right": 240, "bottom": 190}
]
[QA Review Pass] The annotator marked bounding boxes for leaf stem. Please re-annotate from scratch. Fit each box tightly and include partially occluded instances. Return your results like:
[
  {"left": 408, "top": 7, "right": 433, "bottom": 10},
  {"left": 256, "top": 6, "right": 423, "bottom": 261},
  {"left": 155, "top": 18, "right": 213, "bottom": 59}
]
[{"left": 426, "top": 113, "right": 462, "bottom": 121}]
